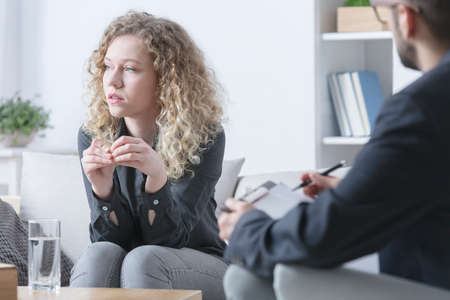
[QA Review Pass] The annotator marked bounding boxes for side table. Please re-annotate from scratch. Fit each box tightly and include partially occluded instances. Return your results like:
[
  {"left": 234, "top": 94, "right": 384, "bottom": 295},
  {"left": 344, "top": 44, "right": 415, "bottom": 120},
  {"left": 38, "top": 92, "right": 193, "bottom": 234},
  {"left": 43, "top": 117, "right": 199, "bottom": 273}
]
[{"left": 18, "top": 287, "right": 202, "bottom": 300}]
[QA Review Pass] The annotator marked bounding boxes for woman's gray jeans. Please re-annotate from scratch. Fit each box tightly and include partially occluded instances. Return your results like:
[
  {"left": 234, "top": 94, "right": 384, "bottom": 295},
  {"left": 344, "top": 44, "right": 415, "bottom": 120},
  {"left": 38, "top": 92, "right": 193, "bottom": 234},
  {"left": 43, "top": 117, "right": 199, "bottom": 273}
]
[{"left": 70, "top": 241, "right": 228, "bottom": 300}]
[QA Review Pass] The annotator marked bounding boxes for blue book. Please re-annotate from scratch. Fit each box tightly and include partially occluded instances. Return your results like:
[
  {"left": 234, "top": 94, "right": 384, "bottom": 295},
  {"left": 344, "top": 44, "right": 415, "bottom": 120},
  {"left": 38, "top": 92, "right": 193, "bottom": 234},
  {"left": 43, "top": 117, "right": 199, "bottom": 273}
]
[{"left": 351, "top": 71, "right": 384, "bottom": 132}]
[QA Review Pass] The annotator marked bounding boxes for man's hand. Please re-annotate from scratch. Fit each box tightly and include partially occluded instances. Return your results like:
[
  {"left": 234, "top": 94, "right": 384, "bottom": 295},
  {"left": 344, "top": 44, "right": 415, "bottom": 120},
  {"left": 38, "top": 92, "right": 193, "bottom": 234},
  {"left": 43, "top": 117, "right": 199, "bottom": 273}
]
[
  {"left": 218, "top": 198, "right": 255, "bottom": 240},
  {"left": 301, "top": 172, "right": 341, "bottom": 198}
]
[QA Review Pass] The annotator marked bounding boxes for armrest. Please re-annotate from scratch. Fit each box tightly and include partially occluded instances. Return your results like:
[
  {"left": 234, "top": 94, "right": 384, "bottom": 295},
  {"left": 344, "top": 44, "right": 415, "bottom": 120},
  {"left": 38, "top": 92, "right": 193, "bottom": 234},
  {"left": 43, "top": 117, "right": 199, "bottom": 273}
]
[
  {"left": 0, "top": 195, "right": 21, "bottom": 214},
  {"left": 273, "top": 264, "right": 450, "bottom": 300}
]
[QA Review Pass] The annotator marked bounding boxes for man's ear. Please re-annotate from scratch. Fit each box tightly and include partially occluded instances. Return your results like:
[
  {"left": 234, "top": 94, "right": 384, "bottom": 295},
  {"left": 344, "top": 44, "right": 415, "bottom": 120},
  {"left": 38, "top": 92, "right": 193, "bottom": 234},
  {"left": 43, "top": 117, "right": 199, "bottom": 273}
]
[{"left": 396, "top": 4, "right": 418, "bottom": 40}]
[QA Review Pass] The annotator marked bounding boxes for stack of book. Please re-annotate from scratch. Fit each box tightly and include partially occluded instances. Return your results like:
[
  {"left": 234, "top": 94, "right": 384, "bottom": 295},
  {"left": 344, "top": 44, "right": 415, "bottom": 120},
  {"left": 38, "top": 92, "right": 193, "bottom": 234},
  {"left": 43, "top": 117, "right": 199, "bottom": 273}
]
[{"left": 328, "top": 71, "right": 384, "bottom": 137}]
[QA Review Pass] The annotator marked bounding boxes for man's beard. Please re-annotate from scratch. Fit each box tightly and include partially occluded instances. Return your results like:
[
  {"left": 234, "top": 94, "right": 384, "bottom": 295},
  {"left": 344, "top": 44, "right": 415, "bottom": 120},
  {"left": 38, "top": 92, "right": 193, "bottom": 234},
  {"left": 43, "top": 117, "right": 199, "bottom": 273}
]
[
  {"left": 392, "top": 11, "right": 420, "bottom": 70},
  {"left": 395, "top": 31, "right": 420, "bottom": 70}
]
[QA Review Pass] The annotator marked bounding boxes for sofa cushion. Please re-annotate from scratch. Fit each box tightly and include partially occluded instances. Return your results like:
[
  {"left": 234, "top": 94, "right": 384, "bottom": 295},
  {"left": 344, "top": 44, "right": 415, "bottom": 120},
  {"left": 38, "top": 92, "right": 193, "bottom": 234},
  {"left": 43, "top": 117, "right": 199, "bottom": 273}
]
[
  {"left": 19, "top": 152, "right": 90, "bottom": 263},
  {"left": 0, "top": 195, "right": 20, "bottom": 213},
  {"left": 214, "top": 157, "right": 245, "bottom": 216}
]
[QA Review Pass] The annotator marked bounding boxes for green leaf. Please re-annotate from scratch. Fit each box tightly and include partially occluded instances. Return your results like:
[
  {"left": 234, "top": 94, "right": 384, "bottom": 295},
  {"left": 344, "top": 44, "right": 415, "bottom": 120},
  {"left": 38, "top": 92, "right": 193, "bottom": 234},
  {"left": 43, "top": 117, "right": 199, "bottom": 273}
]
[
  {"left": 0, "top": 93, "right": 51, "bottom": 135},
  {"left": 343, "top": 0, "right": 371, "bottom": 6}
]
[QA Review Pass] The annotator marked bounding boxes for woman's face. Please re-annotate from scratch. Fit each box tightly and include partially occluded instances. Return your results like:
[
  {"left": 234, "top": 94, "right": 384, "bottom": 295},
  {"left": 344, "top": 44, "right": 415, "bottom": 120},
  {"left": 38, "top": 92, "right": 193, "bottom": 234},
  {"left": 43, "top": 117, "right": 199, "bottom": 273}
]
[{"left": 103, "top": 35, "right": 158, "bottom": 119}]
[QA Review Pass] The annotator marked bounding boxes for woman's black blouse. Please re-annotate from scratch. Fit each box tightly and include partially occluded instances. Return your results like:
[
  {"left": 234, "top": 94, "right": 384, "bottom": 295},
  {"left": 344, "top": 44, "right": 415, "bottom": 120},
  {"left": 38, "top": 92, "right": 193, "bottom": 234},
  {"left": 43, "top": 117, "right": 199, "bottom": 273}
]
[{"left": 77, "top": 121, "right": 226, "bottom": 256}]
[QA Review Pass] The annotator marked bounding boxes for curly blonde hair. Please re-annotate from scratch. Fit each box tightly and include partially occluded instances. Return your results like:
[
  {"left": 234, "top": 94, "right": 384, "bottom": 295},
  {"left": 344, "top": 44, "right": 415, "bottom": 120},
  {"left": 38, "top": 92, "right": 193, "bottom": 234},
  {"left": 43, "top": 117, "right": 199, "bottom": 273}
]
[{"left": 84, "top": 11, "right": 224, "bottom": 180}]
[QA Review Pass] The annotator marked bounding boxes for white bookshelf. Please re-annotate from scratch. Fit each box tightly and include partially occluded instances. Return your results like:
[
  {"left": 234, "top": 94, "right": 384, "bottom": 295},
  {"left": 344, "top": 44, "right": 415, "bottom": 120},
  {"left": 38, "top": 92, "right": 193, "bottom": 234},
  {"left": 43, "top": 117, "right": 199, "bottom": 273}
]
[
  {"left": 322, "top": 31, "right": 393, "bottom": 41},
  {"left": 322, "top": 137, "right": 370, "bottom": 145},
  {"left": 314, "top": 0, "right": 420, "bottom": 168}
]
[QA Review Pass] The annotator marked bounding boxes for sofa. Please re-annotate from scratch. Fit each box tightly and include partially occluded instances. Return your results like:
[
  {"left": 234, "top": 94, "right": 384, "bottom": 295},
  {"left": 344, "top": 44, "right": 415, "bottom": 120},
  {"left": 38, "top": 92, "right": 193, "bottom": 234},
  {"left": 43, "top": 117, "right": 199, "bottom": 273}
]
[{"left": 2, "top": 151, "right": 449, "bottom": 299}]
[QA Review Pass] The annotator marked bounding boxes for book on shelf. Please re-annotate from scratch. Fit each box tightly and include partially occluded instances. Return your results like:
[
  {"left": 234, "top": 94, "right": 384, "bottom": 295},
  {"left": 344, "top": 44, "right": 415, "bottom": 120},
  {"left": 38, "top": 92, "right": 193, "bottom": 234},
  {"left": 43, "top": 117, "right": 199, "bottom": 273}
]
[
  {"left": 351, "top": 72, "right": 371, "bottom": 135},
  {"left": 337, "top": 72, "right": 367, "bottom": 136},
  {"left": 328, "top": 71, "right": 383, "bottom": 137},
  {"left": 352, "top": 71, "right": 384, "bottom": 131},
  {"left": 328, "top": 73, "right": 352, "bottom": 137}
]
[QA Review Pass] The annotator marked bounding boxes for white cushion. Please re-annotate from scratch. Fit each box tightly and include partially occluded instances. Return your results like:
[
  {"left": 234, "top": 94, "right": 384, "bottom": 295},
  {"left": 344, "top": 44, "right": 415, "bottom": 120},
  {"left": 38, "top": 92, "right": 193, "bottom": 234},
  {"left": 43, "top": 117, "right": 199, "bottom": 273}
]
[
  {"left": 214, "top": 158, "right": 245, "bottom": 216},
  {"left": 0, "top": 195, "right": 20, "bottom": 213},
  {"left": 20, "top": 152, "right": 90, "bottom": 263}
]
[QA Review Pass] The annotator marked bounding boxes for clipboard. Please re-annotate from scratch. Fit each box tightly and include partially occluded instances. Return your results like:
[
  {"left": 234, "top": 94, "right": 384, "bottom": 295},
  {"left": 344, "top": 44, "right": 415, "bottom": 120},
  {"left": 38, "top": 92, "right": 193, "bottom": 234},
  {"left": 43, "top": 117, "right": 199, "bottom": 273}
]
[{"left": 239, "top": 180, "right": 314, "bottom": 219}]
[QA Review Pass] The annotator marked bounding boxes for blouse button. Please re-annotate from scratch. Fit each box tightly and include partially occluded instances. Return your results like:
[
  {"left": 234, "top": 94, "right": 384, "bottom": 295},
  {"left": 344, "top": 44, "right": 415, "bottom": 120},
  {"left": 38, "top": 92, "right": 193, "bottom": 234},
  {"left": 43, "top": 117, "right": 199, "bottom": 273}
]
[
  {"left": 153, "top": 199, "right": 159, "bottom": 206},
  {"left": 102, "top": 206, "right": 108, "bottom": 211}
]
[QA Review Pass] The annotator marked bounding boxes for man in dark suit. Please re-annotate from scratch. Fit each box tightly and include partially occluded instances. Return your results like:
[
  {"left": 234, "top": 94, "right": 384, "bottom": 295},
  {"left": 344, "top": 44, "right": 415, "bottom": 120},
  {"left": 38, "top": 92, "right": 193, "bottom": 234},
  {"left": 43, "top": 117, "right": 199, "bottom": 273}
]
[{"left": 219, "top": 0, "right": 450, "bottom": 298}]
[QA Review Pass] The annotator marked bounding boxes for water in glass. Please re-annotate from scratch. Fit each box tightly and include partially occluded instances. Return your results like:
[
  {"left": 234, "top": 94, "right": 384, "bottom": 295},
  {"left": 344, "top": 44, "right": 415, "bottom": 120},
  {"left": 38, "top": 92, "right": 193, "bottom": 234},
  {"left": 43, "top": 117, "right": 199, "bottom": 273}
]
[{"left": 28, "top": 220, "right": 61, "bottom": 291}]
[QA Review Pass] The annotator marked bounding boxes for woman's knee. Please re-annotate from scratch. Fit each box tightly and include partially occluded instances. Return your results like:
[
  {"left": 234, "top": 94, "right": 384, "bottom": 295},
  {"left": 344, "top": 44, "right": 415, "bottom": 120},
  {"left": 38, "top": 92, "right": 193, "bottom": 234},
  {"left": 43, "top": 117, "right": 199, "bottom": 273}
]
[
  {"left": 122, "top": 245, "right": 169, "bottom": 270},
  {"left": 121, "top": 245, "right": 171, "bottom": 288},
  {"left": 70, "top": 241, "right": 126, "bottom": 287}
]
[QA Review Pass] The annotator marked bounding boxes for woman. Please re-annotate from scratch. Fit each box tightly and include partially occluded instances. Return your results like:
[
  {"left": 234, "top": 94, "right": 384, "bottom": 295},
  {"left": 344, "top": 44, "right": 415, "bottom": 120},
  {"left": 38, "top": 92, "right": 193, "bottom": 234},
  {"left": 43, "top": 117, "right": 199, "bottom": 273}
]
[{"left": 70, "top": 11, "right": 227, "bottom": 300}]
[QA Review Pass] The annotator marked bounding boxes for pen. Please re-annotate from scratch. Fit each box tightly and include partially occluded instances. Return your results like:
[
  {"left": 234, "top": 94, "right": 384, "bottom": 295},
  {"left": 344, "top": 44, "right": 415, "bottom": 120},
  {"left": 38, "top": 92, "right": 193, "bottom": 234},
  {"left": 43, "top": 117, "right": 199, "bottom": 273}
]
[{"left": 292, "top": 160, "right": 347, "bottom": 191}]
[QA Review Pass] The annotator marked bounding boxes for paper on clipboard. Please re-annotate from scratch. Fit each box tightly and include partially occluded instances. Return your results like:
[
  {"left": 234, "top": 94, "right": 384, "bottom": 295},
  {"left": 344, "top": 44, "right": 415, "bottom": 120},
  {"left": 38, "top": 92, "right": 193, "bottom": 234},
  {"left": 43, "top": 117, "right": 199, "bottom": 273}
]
[{"left": 241, "top": 181, "right": 314, "bottom": 219}]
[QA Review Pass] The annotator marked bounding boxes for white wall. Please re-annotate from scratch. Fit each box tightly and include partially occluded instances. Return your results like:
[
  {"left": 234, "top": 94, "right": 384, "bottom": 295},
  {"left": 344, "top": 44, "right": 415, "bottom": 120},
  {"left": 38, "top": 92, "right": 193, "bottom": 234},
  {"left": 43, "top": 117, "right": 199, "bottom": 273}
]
[
  {"left": 18, "top": 0, "right": 316, "bottom": 175},
  {"left": 0, "top": 0, "right": 20, "bottom": 97}
]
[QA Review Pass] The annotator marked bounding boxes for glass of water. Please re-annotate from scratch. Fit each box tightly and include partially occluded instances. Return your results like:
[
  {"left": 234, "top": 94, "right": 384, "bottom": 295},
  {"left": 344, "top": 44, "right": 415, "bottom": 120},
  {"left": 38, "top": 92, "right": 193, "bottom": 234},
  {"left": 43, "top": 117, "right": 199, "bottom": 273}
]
[{"left": 28, "top": 219, "right": 61, "bottom": 291}]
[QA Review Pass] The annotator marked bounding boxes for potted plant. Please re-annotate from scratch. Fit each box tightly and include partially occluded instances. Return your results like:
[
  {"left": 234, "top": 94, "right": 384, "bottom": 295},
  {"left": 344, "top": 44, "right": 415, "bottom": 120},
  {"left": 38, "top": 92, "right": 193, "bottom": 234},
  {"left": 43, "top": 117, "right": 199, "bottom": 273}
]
[
  {"left": 0, "top": 93, "right": 51, "bottom": 147},
  {"left": 338, "top": 0, "right": 389, "bottom": 32}
]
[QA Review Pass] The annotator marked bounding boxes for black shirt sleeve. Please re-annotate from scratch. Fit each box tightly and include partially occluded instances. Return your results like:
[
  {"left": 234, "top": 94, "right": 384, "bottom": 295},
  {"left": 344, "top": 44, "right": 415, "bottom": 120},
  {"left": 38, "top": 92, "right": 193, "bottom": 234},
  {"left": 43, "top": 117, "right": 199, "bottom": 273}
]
[
  {"left": 136, "top": 130, "right": 225, "bottom": 248},
  {"left": 77, "top": 128, "right": 136, "bottom": 250},
  {"left": 224, "top": 93, "right": 445, "bottom": 277}
]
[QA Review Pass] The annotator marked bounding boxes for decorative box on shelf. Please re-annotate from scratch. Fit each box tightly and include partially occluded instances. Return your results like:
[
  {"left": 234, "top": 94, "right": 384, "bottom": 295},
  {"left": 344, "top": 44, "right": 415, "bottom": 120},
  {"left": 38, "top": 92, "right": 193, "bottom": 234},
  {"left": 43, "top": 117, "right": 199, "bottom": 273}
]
[
  {"left": 0, "top": 263, "right": 17, "bottom": 300},
  {"left": 337, "top": 6, "right": 389, "bottom": 32}
]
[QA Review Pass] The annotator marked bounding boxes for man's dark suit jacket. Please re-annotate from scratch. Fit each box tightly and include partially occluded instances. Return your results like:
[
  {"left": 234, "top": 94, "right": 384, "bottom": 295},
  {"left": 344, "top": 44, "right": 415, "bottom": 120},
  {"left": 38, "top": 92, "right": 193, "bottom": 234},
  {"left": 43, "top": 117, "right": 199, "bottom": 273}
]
[{"left": 224, "top": 50, "right": 450, "bottom": 290}]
